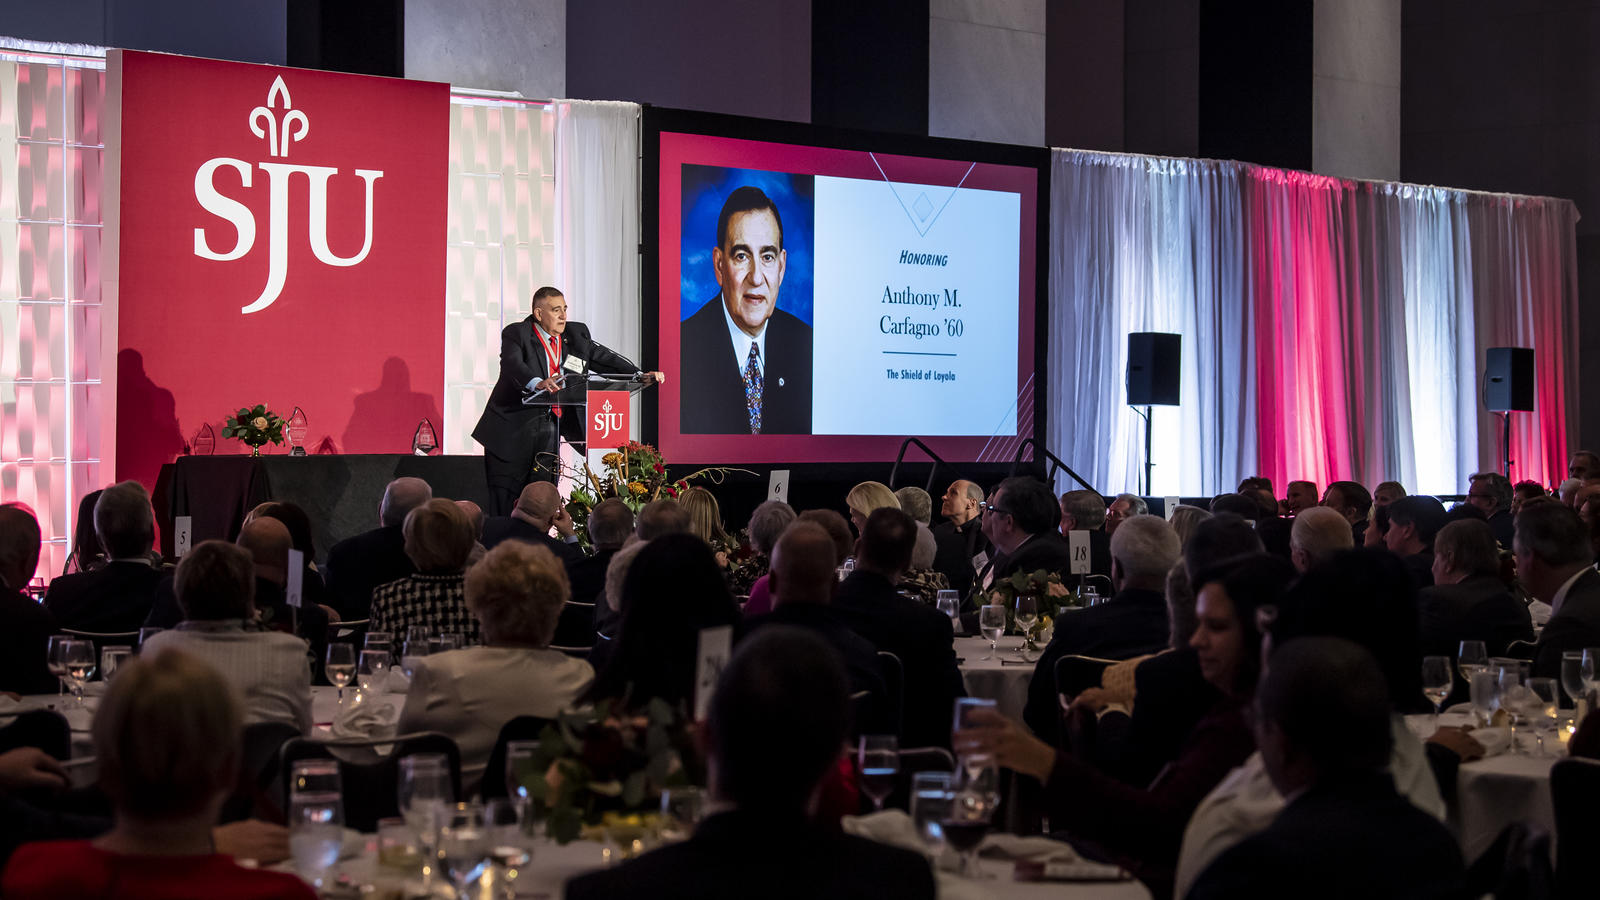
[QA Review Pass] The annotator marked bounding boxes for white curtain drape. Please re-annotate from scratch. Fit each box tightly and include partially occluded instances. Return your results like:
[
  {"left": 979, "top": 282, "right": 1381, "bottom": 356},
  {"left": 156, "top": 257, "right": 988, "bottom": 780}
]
[{"left": 1049, "top": 148, "right": 1579, "bottom": 497}]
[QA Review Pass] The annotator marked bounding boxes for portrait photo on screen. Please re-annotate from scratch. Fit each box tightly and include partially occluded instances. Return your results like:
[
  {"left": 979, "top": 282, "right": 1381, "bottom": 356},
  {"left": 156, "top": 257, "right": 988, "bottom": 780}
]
[{"left": 678, "top": 165, "right": 815, "bottom": 436}]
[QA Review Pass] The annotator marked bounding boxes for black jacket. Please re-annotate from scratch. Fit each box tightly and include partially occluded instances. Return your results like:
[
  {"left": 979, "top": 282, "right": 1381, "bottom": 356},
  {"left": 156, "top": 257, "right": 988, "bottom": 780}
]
[
  {"left": 0, "top": 589, "right": 60, "bottom": 694},
  {"left": 472, "top": 319, "right": 639, "bottom": 460},
  {"left": 323, "top": 525, "right": 413, "bottom": 621},
  {"left": 678, "top": 299, "right": 812, "bottom": 435},
  {"left": 1024, "top": 587, "right": 1171, "bottom": 745},
  {"left": 1417, "top": 574, "right": 1534, "bottom": 682},
  {"left": 930, "top": 517, "right": 990, "bottom": 598},
  {"left": 1534, "top": 569, "right": 1600, "bottom": 679},
  {"left": 42, "top": 561, "right": 162, "bottom": 634}
]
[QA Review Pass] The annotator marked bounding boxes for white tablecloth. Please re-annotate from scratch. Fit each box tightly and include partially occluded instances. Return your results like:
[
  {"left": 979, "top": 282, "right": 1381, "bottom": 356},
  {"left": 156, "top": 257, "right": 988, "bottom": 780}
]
[
  {"left": 957, "top": 636, "right": 1037, "bottom": 722},
  {"left": 1406, "top": 712, "right": 1557, "bottom": 862}
]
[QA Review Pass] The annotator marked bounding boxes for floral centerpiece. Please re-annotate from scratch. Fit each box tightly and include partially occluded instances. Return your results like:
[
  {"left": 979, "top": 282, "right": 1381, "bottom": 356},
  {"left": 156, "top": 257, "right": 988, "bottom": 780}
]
[
  {"left": 512, "top": 698, "right": 705, "bottom": 848},
  {"left": 986, "top": 568, "right": 1080, "bottom": 652},
  {"left": 221, "top": 404, "right": 286, "bottom": 456},
  {"left": 565, "top": 442, "right": 751, "bottom": 546}
]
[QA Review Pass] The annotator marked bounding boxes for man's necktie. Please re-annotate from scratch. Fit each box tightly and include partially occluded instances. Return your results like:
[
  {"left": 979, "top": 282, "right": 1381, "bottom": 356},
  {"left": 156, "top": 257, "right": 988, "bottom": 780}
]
[{"left": 743, "top": 343, "right": 763, "bottom": 434}]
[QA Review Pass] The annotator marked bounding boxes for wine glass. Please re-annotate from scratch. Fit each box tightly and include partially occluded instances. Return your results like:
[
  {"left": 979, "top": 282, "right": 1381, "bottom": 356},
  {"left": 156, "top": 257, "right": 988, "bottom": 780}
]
[
  {"left": 399, "top": 752, "right": 454, "bottom": 884},
  {"left": 504, "top": 740, "right": 540, "bottom": 825},
  {"left": 941, "top": 771, "right": 997, "bottom": 879},
  {"left": 60, "top": 640, "right": 96, "bottom": 708},
  {"left": 1561, "top": 650, "right": 1587, "bottom": 708},
  {"left": 952, "top": 697, "right": 998, "bottom": 741},
  {"left": 100, "top": 646, "right": 132, "bottom": 683},
  {"left": 325, "top": 643, "right": 356, "bottom": 705},
  {"left": 659, "top": 786, "right": 705, "bottom": 842},
  {"left": 363, "top": 631, "right": 394, "bottom": 655},
  {"left": 288, "top": 761, "right": 344, "bottom": 889},
  {"left": 857, "top": 735, "right": 899, "bottom": 813},
  {"left": 358, "top": 649, "right": 391, "bottom": 694},
  {"left": 910, "top": 771, "right": 954, "bottom": 857},
  {"left": 1013, "top": 595, "right": 1039, "bottom": 659},
  {"left": 936, "top": 590, "right": 961, "bottom": 633},
  {"left": 1421, "top": 656, "right": 1452, "bottom": 725},
  {"left": 1496, "top": 664, "right": 1527, "bottom": 754},
  {"left": 483, "top": 797, "right": 534, "bottom": 869},
  {"left": 1526, "top": 677, "right": 1559, "bottom": 757},
  {"left": 1583, "top": 648, "right": 1600, "bottom": 699},
  {"left": 978, "top": 605, "right": 1006, "bottom": 661},
  {"left": 400, "top": 640, "right": 425, "bottom": 682},
  {"left": 46, "top": 635, "right": 70, "bottom": 701},
  {"left": 1457, "top": 640, "right": 1488, "bottom": 689},
  {"left": 438, "top": 802, "right": 490, "bottom": 895}
]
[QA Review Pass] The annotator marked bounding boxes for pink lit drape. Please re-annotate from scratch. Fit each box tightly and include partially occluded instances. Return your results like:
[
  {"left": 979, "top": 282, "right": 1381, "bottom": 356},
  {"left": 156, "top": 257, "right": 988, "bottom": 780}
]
[{"left": 1050, "top": 150, "right": 1579, "bottom": 496}]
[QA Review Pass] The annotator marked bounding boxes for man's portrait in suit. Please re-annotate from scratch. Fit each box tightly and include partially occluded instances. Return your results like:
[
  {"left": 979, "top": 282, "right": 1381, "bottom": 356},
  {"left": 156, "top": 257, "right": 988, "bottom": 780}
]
[{"left": 680, "top": 174, "right": 813, "bottom": 435}]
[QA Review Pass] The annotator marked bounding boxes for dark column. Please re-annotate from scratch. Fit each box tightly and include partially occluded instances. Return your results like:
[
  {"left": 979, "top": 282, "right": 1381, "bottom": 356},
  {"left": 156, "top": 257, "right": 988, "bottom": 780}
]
[
  {"left": 287, "top": 0, "right": 403, "bottom": 77},
  {"left": 1196, "top": 0, "right": 1312, "bottom": 171},
  {"left": 811, "top": 0, "right": 929, "bottom": 134},
  {"left": 1047, "top": 0, "right": 1125, "bottom": 151}
]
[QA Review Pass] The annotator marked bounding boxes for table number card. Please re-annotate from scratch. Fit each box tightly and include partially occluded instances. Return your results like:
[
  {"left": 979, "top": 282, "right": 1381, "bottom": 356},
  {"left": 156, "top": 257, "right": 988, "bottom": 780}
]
[
  {"left": 1164, "top": 497, "right": 1180, "bottom": 521},
  {"left": 768, "top": 469, "right": 790, "bottom": 504},
  {"left": 1067, "top": 530, "right": 1091, "bottom": 575},
  {"left": 174, "top": 516, "right": 193, "bottom": 558},
  {"left": 693, "top": 625, "right": 734, "bottom": 721},
  {"left": 286, "top": 549, "right": 304, "bottom": 608}
]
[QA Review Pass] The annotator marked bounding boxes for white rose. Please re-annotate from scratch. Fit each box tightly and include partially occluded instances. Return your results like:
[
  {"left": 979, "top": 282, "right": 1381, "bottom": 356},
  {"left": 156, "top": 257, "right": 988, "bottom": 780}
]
[{"left": 252, "top": 416, "right": 268, "bottom": 429}]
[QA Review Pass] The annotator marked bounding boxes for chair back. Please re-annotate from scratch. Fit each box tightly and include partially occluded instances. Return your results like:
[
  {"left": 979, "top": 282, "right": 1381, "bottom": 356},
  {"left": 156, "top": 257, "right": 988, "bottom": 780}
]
[
  {"left": 0, "top": 709, "right": 71, "bottom": 760},
  {"left": 279, "top": 732, "right": 463, "bottom": 832},
  {"left": 552, "top": 601, "right": 597, "bottom": 648},
  {"left": 1466, "top": 820, "right": 1554, "bottom": 900},
  {"left": 1504, "top": 639, "right": 1537, "bottom": 661},
  {"left": 332, "top": 619, "right": 371, "bottom": 642},
  {"left": 1552, "top": 757, "right": 1600, "bottom": 899},
  {"left": 61, "top": 628, "right": 138, "bottom": 659},
  {"left": 875, "top": 651, "right": 904, "bottom": 739},
  {"left": 221, "top": 720, "right": 302, "bottom": 823},
  {"left": 480, "top": 715, "right": 553, "bottom": 801}
]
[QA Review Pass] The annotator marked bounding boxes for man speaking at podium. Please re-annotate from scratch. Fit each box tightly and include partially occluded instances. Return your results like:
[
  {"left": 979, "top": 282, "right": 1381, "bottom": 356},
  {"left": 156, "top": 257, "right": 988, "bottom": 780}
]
[{"left": 473, "top": 286, "right": 664, "bottom": 516}]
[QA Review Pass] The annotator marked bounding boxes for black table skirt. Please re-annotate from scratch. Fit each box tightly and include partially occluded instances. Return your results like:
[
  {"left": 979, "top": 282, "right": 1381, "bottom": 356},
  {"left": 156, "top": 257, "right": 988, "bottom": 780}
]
[{"left": 156, "top": 455, "right": 489, "bottom": 565}]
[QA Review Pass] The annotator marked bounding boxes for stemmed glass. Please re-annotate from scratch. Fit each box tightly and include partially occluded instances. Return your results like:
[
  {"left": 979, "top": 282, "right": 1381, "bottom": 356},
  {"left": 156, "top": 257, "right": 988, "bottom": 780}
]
[
  {"left": 941, "top": 762, "right": 998, "bottom": 879},
  {"left": 60, "top": 640, "right": 96, "bottom": 708},
  {"left": 1561, "top": 650, "right": 1588, "bottom": 709},
  {"left": 1496, "top": 663, "right": 1528, "bottom": 754},
  {"left": 484, "top": 797, "right": 534, "bottom": 869},
  {"left": 1013, "top": 595, "right": 1039, "bottom": 660},
  {"left": 358, "top": 649, "right": 391, "bottom": 694},
  {"left": 399, "top": 753, "right": 454, "bottom": 886},
  {"left": 438, "top": 802, "right": 491, "bottom": 897},
  {"left": 363, "top": 631, "right": 394, "bottom": 656},
  {"left": 288, "top": 760, "right": 345, "bottom": 889},
  {"left": 659, "top": 786, "right": 705, "bottom": 842},
  {"left": 1457, "top": 640, "right": 1488, "bottom": 687},
  {"left": 936, "top": 591, "right": 961, "bottom": 634},
  {"left": 978, "top": 605, "right": 1006, "bottom": 661},
  {"left": 400, "top": 640, "right": 425, "bottom": 683},
  {"left": 858, "top": 735, "right": 899, "bottom": 812},
  {"left": 1421, "top": 656, "right": 1452, "bottom": 726},
  {"left": 46, "top": 635, "right": 70, "bottom": 701},
  {"left": 910, "top": 771, "right": 954, "bottom": 859},
  {"left": 1526, "top": 677, "right": 1559, "bottom": 757},
  {"left": 100, "top": 646, "right": 132, "bottom": 683},
  {"left": 1582, "top": 648, "right": 1600, "bottom": 699},
  {"left": 325, "top": 643, "right": 356, "bottom": 705}
]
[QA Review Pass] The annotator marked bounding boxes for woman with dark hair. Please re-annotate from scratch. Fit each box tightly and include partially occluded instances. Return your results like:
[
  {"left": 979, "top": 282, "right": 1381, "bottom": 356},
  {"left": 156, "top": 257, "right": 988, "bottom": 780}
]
[
  {"left": 1174, "top": 548, "right": 1446, "bottom": 896},
  {"left": 955, "top": 554, "right": 1294, "bottom": 895},
  {"left": 585, "top": 533, "right": 741, "bottom": 711},
  {"left": 63, "top": 490, "right": 105, "bottom": 576}
]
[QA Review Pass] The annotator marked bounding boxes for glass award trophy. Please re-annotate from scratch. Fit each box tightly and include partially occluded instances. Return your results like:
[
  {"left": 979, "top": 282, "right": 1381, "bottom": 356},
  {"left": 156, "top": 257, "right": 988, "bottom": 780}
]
[
  {"left": 287, "top": 407, "right": 309, "bottom": 457},
  {"left": 192, "top": 423, "right": 216, "bottom": 456},
  {"left": 413, "top": 419, "right": 438, "bottom": 456}
]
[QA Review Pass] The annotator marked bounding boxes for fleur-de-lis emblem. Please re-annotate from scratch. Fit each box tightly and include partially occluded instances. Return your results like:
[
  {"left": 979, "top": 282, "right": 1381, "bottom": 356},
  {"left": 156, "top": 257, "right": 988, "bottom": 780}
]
[
  {"left": 249, "top": 76, "right": 309, "bottom": 158},
  {"left": 602, "top": 399, "right": 614, "bottom": 412}
]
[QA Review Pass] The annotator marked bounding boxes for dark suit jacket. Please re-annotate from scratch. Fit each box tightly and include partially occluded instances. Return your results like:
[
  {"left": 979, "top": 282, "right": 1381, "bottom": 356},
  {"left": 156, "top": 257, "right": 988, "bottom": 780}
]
[
  {"left": 742, "top": 604, "right": 887, "bottom": 717},
  {"left": 829, "top": 571, "right": 966, "bottom": 748},
  {"left": 1024, "top": 588, "right": 1171, "bottom": 744},
  {"left": 1186, "top": 771, "right": 1468, "bottom": 900},
  {"left": 324, "top": 525, "right": 413, "bottom": 621},
  {"left": 679, "top": 298, "right": 812, "bottom": 434},
  {"left": 42, "top": 561, "right": 162, "bottom": 634},
  {"left": 1486, "top": 509, "right": 1515, "bottom": 548},
  {"left": 472, "top": 318, "right": 639, "bottom": 463},
  {"left": 1534, "top": 569, "right": 1600, "bottom": 679},
  {"left": 565, "top": 809, "right": 936, "bottom": 900},
  {"left": 1418, "top": 574, "right": 1534, "bottom": 661},
  {"left": 931, "top": 517, "right": 990, "bottom": 598},
  {"left": 1109, "top": 647, "right": 1219, "bottom": 787},
  {"left": 1402, "top": 550, "right": 1435, "bottom": 589},
  {"left": 0, "top": 589, "right": 60, "bottom": 694},
  {"left": 551, "top": 548, "right": 615, "bottom": 648},
  {"left": 480, "top": 517, "right": 585, "bottom": 565},
  {"left": 992, "top": 532, "right": 1075, "bottom": 584}
]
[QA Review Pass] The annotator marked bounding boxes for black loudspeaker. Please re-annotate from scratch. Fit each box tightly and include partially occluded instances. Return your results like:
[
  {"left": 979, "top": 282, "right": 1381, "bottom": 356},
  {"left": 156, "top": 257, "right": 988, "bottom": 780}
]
[
  {"left": 1484, "top": 347, "right": 1535, "bottom": 412},
  {"left": 1127, "top": 332, "right": 1182, "bottom": 406}
]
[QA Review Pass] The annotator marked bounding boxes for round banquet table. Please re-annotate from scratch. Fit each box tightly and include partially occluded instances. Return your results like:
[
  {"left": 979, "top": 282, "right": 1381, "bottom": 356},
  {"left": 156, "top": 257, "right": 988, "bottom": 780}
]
[
  {"left": 1406, "top": 712, "right": 1558, "bottom": 863},
  {"left": 957, "top": 635, "right": 1038, "bottom": 722}
]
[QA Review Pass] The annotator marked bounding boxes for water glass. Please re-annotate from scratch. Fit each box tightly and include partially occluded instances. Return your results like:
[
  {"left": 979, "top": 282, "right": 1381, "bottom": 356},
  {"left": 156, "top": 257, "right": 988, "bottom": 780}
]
[
  {"left": 399, "top": 753, "right": 454, "bottom": 853},
  {"left": 952, "top": 697, "right": 998, "bottom": 739},
  {"left": 325, "top": 642, "right": 356, "bottom": 703},
  {"left": 1013, "top": 594, "right": 1039, "bottom": 658},
  {"left": 1561, "top": 650, "right": 1587, "bottom": 708},
  {"left": 1527, "top": 677, "right": 1559, "bottom": 757},
  {"left": 505, "top": 740, "right": 540, "bottom": 811},
  {"left": 484, "top": 797, "right": 534, "bottom": 868},
  {"left": 1469, "top": 669, "right": 1500, "bottom": 729},
  {"left": 377, "top": 817, "right": 423, "bottom": 876},
  {"left": 936, "top": 590, "right": 961, "bottom": 633},
  {"left": 659, "top": 786, "right": 705, "bottom": 842},
  {"left": 288, "top": 761, "right": 344, "bottom": 888},
  {"left": 1583, "top": 648, "right": 1600, "bottom": 698},
  {"left": 438, "top": 802, "right": 490, "bottom": 893},
  {"left": 406, "top": 625, "right": 432, "bottom": 645},
  {"left": 978, "top": 605, "right": 1006, "bottom": 660},
  {"left": 857, "top": 735, "right": 899, "bottom": 812},
  {"left": 400, "top": 641, "right": 425, "bottom": 681},
  {"left": 363, "top": 631, "right": 394, "bottom": 654},
  {"left": 46, "top": 635, "right": 70, "bottom": 700},
  {"left": 358, "top": 649, "right": 391, "bottom": 693},
  {"left": 1457, "top": 640, "right": 1488, "bottom": 686},
  {"left": 910, "top": 771, "right": 954, "bottom": 855},
  {"left": 1421, "top": 656, "right": 1452, "bottom": 722},
  {"left": 100, "top": 646, "right": 132, "bottom": 682},
  {"left": 60, "top": 640, "right": 96, "bottom": 708}
]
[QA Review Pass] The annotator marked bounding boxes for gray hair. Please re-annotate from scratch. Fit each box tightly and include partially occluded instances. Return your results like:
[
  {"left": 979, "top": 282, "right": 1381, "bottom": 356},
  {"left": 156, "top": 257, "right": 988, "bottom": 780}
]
[
  {"left": 1059, "top": 490, "right": 1107, "bottom": 530},
  {"left": 1168, "top": 505, "right": 1212, "bottom": 546},
  {"left": 587, "top": 498, "right": 635, "bottom": 549},
  {"left": 893, "top": 487, "right": 933, "bottom": 525},
  {"left": 1108, "top": 514, "right": 1181, "bottom": 580},
  {"left": 747, "top": 500, "right": 797, "bottom": 556},
  {"left": 1469, "top": 471, "right": 1513, "bottom": 513},
  {"left": 379, "top": 477, "right": 432, "bottom": 528},
  {"left": 1435, "top": 519, "right": 1501, "bottom": 579},
  {"left": 603, "top": 539, "right": 648, "bottom": 613},
  {"left": 1114, "top": 493, "right": 1149, "bottom": 516},
  {"left": 1290, "top": 507, "right": 1355, "bottom": 569},
  {"left": 94, "top": 481, "right": 155, "bottom": 558},
  {"left": 1514, "top": 503, "right": 1591, "bottom": 568},
  {"left": 912, "top": 522, "right": 937, "bottom": 569},
  {"left": 637, "top": 499, "right": 690, "bottom": 540}
]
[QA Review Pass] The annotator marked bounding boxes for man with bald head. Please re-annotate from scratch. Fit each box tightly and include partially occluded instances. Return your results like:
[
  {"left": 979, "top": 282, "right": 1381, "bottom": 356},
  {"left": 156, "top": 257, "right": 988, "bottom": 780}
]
[
  {"left": 932, "top": 479, "right": 992, "bottom": 598},
  {"left": 0, "top": 505, "right": 60, "bottom": 694},
  {"left": 481, "top": 481, "right": 583, "bottom": 564},
  {"left": 324, "top": 477, "right": 431, "bottom": 619},
  {"left": 230, "top": 518, "right": 330, "bottom": 666}
]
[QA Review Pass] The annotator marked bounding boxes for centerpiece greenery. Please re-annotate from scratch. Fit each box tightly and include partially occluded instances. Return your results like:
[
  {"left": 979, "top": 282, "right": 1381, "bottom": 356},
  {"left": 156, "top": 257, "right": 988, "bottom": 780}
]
[
  {"left": 565, "top": 442, "right": 751, "bottom": 545},
  {"left": 221, "top": 404, "right": 286, "bottom": 456},
  {"left": 986, "top": 568, "right": 1080, "bottom": 649}
]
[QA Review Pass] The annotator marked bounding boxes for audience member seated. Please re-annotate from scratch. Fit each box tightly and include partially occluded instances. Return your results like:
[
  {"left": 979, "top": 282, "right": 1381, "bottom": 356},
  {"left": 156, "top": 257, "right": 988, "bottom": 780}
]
[
  {"left": 1569, "top": 450, "right": 1600, "bottom": 482},
  {"left": 1283, "top": 480, "right": 1318, "bottom": 516},
  {"left": 896, "top": 523, "right": 950, "bottom": 604},
  {"left": 1364, "top": 502, "right": 1390, "bottom": 549},
  {"left": 981, "top": 477, "right": 1073, "bottom": 588},
  {"left": 1184, "top": 637, "right": 1466, "bottom": 900},
  {"left": 1104, "top": 492, "right": 1147, "bottom": 536},
  {"left": 0, "top": 506, "right": 60, "bottom": 694},
  {"left": 1168, "top": 505, "right": 1211, "bottom": 547},
  {"left": 931, "top": 479, "right": 991, "bottom": 598},
  {"left": 1523, "top": 503, "right": 1600, "bottom": 678},
  {"left": 1418, "top": 520, "right": 1533, "bottom": 669},
  {"left": 43, "top": 481, "right": 163, "bottom": 634},
  {"left": 565, "top": 628, "right": 936, "bottom": 900},
  {"left": 1320, "top": 480, "right": 1372, "bottom": 545},
  {"left": 743, "top": 523, "right": 886, "bottom": 710},
  {"left": 799, "top": 509, "right": 854, "bottom": 565},
  {"left": 1026, "top": 514, "right": 1182, "bottom": 744},
  {"left": 1512, "top": 480, "right": 1546, "bottom": 516},
  {"left": 455, "top": 499, "right": 487, "bottom": 566},
  {"left": 1288, "top": 506, "right": 1353, "bottom": 572},
  {"left": 586, "top": 534, "right": 740, "bottom": 711},
  {"left": 830, "top": 508, "right": 965, "bottom": 747},
  {"left": 893, "top": 486, "right": 933, "bottom": 525},
  {"left": 370, "top": 499, "right": 479, "bottom": 642},
  {"left": 1058, "top": 488, "right": 1113, "bottom": 576},
  {"left": 594, "top": 499, "right": 691, "bottom": 642},
  {"left": 738, "top": 500, "right": 797, "bottom": 616},
  {"left": 679, "top": 486, "right": 735, "bottom": 564},
  {"left": 0, "top": 649, "right": 316, "bottom": 900},
  {"left": 1175, "top": 549, "right": 1447, "bottom": 897},
  {"left": 1373, "top": 480, "right": 1407, "bottom": 507},
  {"left": 324, "top": 477, "right": 429, "bottom": 620},
  {"left": 480, "top": 482, "right": 583, "bottom": 563},
  {"left": 1206, "top": 492, "right": 1260, "bottom": 521},
  {"left": 557, "top": 498, "right": 632, "bottom": 646},
  {"left": 142, "top": 541, "right": 311, "bottom": 733},
  {"left": 958, "top": 554, "right": 1294, "bottom": 897},
  {"left": 1465, "top": 471, "right": 1515, "bottom": 547},
  {"left": 1384, "top": 495, "right": 1448, "bottom": 588},
  {"left": 248, "top": 502, "right": 337, "bottom": 623},
  {"left": 228, "top": 519, "right": 330, "bottom": 665},
  {"left": 399, "top": 541, "right": 593, "bottom": 788},
  {"left": 844, "top": 481, "right": 900, "bottom": 537},
  {"left": 62, "top": 489, "right": 105, "bottom": 575}
]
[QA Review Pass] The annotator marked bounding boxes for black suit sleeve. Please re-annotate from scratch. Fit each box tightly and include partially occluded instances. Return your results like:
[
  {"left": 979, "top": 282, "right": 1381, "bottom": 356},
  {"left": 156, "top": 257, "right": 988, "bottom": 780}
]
[{"left": 501, "top": 323, "right": 546, "bottom": 390}]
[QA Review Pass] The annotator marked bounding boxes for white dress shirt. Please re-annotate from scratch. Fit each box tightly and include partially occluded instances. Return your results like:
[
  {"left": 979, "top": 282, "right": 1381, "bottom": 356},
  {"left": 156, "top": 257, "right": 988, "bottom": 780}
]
[{"left": 720, "top": 300, "right": 766, "bottom": 376}]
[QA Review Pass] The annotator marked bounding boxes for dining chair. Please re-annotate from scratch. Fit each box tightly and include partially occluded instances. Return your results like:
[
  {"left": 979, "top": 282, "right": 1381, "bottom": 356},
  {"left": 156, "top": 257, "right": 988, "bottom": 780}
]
[{"left": 479, "top": 714, "right": 553, "bottom": 801}]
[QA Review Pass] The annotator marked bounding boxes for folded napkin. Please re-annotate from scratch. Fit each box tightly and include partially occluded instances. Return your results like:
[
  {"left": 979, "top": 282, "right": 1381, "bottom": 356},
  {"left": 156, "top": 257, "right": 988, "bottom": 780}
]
[
  {"left": 329, "top": 689, "right": 398, "bottom": 740},
  {"left": 841, "top": 810, "right": 925, "bottom": 855},
  {"left": 1471, "top": 726, "right": 1512, "bottom": 757},
  {"left": 978, "top": 833, "right": 1080, "bottom": 862}
]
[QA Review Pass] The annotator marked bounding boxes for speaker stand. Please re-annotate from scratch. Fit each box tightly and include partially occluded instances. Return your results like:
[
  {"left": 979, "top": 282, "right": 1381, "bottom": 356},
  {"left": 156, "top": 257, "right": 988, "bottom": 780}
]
[
  {"left": 1498, "top": 412, "right": 1514, "bottom": 480},
  {"left": 1132, "top": 405, "right": 1154, "bottom": 496}
]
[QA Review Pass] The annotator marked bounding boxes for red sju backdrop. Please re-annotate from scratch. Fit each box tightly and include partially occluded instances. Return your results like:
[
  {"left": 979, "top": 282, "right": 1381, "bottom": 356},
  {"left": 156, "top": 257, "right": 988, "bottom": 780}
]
[{"left": 112, "top": 50, "right": 449, "bottom": 488}]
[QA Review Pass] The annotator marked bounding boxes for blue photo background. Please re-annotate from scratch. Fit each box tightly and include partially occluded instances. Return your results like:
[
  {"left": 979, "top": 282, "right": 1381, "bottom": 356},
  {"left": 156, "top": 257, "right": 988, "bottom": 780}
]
[{"left": 680, "top": 165, "right": 814, "bottom": 326}]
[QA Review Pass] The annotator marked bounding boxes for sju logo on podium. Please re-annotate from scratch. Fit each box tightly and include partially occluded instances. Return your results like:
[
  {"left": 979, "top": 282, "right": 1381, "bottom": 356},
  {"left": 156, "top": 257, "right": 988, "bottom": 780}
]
[{"left": 192, "top": 75, "right": 383, "bottom": 314}]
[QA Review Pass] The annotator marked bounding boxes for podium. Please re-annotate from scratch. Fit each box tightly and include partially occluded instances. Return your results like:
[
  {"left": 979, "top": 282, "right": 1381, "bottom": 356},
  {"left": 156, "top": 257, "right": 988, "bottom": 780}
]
[{"left": 521, "top": 370, "right": 654, "bottom": 469}]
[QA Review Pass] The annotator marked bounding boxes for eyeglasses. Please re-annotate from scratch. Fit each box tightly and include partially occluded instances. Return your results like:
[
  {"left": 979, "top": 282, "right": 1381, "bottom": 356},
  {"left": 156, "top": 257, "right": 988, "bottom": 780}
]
[{"left": 979, "top": 501, "right": 1011, "bottom": 517}]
